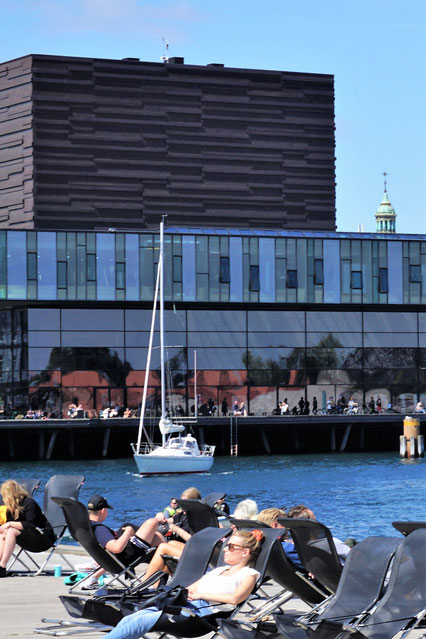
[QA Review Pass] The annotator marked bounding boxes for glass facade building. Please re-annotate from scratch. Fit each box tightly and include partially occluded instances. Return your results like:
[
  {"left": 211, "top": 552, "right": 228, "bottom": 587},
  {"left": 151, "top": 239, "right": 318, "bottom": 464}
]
[{"left": 1, "top": 228, "right": 425, "bottom": 416}]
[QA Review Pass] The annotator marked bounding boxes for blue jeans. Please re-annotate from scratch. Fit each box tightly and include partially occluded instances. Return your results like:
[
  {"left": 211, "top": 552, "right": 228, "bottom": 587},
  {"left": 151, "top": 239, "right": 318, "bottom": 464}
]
[{"left": 105, "top": 599, "right": 215, "bottom": 639}]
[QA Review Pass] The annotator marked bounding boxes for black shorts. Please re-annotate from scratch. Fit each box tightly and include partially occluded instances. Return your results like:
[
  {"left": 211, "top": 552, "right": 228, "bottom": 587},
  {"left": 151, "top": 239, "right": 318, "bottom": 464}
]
[{"left": 17, "top": 525, "right": 56, "bottom": 552}]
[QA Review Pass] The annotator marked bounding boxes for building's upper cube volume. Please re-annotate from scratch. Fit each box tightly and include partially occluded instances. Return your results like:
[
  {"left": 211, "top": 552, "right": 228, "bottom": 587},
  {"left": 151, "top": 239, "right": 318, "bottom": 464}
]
[{"left": 0, "top": 54, "right": 336, "bottom": 231}]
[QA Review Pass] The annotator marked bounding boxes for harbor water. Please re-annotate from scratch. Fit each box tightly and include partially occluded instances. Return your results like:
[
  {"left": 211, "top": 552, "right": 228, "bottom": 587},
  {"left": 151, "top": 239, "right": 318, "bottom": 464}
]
[{"left": 2, "top": 452, "right": 425, "bottom": 542}]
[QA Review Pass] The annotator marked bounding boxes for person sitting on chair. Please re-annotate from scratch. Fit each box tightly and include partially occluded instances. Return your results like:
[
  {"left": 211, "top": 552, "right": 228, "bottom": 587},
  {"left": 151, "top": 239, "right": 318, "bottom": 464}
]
[
  {"left": 104, "top": 530, "right": 263, "bottom": 639},
  {"left": 88, "top": 494, "right": 166, "bottom": 573},
  {"left": 0, "top": 480, "right": 56, "bottom": 578}
]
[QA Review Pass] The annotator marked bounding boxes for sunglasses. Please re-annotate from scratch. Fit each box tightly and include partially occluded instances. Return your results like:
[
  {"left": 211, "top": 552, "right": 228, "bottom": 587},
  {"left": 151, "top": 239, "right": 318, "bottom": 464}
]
[{"left": 225, "top": 542, "right": 246, "bottom": 552}]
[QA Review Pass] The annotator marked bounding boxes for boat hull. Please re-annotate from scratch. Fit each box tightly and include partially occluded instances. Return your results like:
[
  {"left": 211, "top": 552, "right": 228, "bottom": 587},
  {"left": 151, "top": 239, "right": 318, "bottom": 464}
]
[{"left": 133, "top": 453, "right": 214, "bottom": 476}]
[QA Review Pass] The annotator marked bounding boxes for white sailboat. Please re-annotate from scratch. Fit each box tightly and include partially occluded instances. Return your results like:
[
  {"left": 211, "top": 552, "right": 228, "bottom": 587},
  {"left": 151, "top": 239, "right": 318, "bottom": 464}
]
[{"left": 131, "top": 218, "right": 215, "bottom": 476}]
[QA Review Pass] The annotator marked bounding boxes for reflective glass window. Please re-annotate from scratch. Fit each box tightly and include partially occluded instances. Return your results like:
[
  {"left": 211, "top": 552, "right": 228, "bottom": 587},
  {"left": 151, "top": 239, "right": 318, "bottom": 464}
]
[
  {"left": 220, "top": 256, "right": 230, "bottom": 283},
  {"left": 96, "top": 233, "right": 115, "bottom": 300},
  {"left": 28, "top": 347, "right": 59, "bottom": 370},
  {"left": 307, "top": 311, "right": 362, "bottom": 332},
  {"left": 125, "top": 331, "right": 186, "bottom": 348},
  {"left": 323, "top": 239, "right": 340, "bottom": 303},
  {"left": 248, "top": 347, "right": 301, "bottom": 367},
  {"left": 28, "top": 309, "right": 60, "bottom": 331},
  {"left": 363, "top": 312, "right": 417, "bottom": 332},
  {"left": 409, "top": 264, "right": 422, "bottom": 283},
  {"left": 379, "top": 267, "right": 389, "bottom": 293},
  {"left": 62, "top": 309, "right": 124, "bottom": 331},
  {"left": 364, "top": 348, "right": 417, "bottom": 368},
  {"left": 248, "top": 332, "right": 305, "bottom": 348},
  {"left": 28, "top": 331, "right": 60, "bottom": 347},
  {"left": 307, "top": 332, "right": 362, "bottom": 347},
  {"left": 259, "top": 238, "right": 275, "bottom": 302},
  {"left": 420, "top": 335, "right": 426, "bottom": 348},
  {"left": 125, "top": 347, "right": 186, "bottom": 370},
  {"left": 420, "top": 313, "right": 426, "bottom": 332},
  {"left": 306, "top": 347, "right": 363, "bottom": 368},
  {"left": 116, "top": 263, "right": 125, "bottom": 289},
  {"left": 173, "top": 256, "right": 182, "bottom": 283},
  {"left": 125, "top": 309, "right": 153, "bottom": 331},
  {"left": 248, "top": 310, "right": 305, "bottom": 332},
  {"left": 188, "top": 310, "right": 245, "bottom": 332},
  {"left": 27, "top": 253, "right": 37, "bottom": 280},
  {"left": 364, "top": 333, "right": 417, "bottom": 347},
  {"left": 61, "top": 347, "right": 126, "bottom": 371},
  {"left": 351, "top": 271, "right": 362, "bottom": 289},
  {"left": 7, "top": 232, "right": 27, "bottom": 299},
  {"left": 62, "top": 331, "right": 124, "bottom": 348},
  {"left": 125, "top": 234, "right": 139, "bottom": 300},
  {"left": 388, "top": 241, "right": 403, "bottom": 304},
  {"left": 188, "top": 332, "right": 245, "bottom": 348},
  {"left": 37, "top": 232, "right": 57, "bottom": 299},
  {"left": 286, "top": 270, "right": 298, "bottom": 288},
  {"left": 182, "top": 236, "right": 196, "bottom": 301},
  {"left": 58, "top": 262, "right": 67, "bottom": 288},
  {"left": 229, "top": 237, "right": 243, "bottom": 302},
  {"left": 192, "top": 348, "right": 246, "bottom": 370},
  {"left": 249, "top": 265, "right": 260, "bottom": 291},
  {"left": 314, "top": 259, "right": 324, "bottom": 285}
]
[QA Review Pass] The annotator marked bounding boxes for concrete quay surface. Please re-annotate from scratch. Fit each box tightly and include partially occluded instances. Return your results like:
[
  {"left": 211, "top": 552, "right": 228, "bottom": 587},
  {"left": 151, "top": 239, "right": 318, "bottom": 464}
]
[{"left": 1, "top": 546, "right": 424, "bottom": 638}]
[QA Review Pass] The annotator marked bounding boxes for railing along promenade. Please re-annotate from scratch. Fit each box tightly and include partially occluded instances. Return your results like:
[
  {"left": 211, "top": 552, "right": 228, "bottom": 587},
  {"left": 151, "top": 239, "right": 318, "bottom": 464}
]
[{"left": 1, "top": 413, "right": 425, "bottom": 461}]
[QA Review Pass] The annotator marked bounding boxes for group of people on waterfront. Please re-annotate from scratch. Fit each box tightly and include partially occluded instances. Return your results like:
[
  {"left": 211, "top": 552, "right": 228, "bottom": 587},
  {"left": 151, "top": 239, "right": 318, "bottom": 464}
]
[{"left": 0, "top": 476, "right": 356, "bottom": 639}]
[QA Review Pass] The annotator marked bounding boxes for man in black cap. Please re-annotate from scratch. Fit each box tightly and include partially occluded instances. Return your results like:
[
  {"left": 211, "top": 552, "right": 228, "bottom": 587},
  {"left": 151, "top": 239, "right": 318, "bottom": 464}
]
[{"left": 87, "top": 494, "right": 166, "bottom": 569}]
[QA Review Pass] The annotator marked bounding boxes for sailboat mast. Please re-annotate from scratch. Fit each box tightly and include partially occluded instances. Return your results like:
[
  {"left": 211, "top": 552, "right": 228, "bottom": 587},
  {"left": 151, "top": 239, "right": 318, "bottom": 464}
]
[{"left": 160, "top": 217, "right": 166, "bottom": 446}]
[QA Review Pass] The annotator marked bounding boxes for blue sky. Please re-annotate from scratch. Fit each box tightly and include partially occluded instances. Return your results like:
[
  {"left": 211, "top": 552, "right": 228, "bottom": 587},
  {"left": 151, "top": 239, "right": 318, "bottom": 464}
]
[{"left": 1, "top": 0, "right": 425, "bottom": 233}]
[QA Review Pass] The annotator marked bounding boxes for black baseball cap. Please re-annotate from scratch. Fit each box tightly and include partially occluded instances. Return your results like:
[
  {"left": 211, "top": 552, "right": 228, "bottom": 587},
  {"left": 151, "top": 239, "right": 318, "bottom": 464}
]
[{"left": 87, "top": 494, "right": 113, "bottom": 511}]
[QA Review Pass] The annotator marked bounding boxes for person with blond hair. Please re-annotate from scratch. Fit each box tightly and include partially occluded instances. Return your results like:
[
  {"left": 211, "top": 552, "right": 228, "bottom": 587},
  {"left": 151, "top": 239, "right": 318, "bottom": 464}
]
[
  {"left": 0, "top": 479, "right": 56, "bottom": 577},
  {"left": 104, "top": 529, "right": 263, "bottom": 639}
]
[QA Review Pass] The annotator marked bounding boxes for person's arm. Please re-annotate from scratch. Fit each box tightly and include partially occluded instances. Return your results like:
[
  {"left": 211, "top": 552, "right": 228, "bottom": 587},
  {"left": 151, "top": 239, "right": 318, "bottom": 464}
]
[
  {"left": 0, "top": 520, "right": 23, "bottom": 532},
  {"left": 105, "top": 526, "right": 134, "bottom": 554},
  {"left": 168, "top": 523, "right": 191, "bottom": 541},
  {"left": 187, "top": 573, "right": 257, "bottom": 606}
]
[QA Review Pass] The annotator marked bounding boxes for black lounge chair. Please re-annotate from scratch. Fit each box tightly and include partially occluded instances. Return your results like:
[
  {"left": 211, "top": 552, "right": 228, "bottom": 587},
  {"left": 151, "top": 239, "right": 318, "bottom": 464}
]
[
  {"left": 337, "top": 528, "right": 426, "bottom": 639},
  {"left": 37, "top": 527, "right": 233, "bottom": 635},
  {"left": 177, "top": 497, "right": 221, "bottom": 532},
  {"left": 203, "top": 491, "right": 227, "bottom": 508},
  {"left": 278, "top": 518, "right": 343, "bottom": 595},
  {"left": 272, "top": 535, "right": 401, "bottom": 639},
  {"left": 392, "top": 520, "right": 426, "bottom": 536},
  {"left": 8, "top": 474, "right": 85, "bottom": 575}
]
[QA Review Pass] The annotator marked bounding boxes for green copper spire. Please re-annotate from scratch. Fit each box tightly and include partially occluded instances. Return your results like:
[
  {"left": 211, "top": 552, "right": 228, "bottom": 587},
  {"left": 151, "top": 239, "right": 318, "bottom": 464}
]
[{"left": 375, "top": 172, "right": 396, "bottom": 233}]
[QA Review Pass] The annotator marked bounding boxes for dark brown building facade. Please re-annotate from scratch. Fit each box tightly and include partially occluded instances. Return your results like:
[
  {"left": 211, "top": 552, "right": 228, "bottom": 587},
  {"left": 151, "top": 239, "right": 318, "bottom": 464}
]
[{"left": 0, "top": 54, "right": 335, "bottom": 231}]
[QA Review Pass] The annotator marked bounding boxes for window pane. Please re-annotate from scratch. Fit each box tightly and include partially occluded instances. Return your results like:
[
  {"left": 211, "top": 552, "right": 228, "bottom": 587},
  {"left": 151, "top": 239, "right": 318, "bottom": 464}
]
[
  {"left": 28, "top": 309, "right": 60, "bottom": 330},
  {"left": 194, "top": 348, "right": 245, "bottom": 369},
  {"left": 37, "top": 232, "right": 57, "bottom": 299},
  {"left": 62, "top": 309, "right": 124, "bottom": 331},
  {"left": 409, "top": 264, "right": 422, "bottom": 283},
  {"left": 62, "top": 331, "right": 124, "bottom": 347},
  {"left": 307, "top": 332, "right": 362, "bottom": 347},
  {"left": 323, "top": 239, "right": 340, "bottom": 303},
  {"left": 28, "top": 347, "right": 59, "bottom": 370},
  {"left": 259, "top": 237, "right": 275, "bottom": 302},
  {"left": 286, "top": 269, "right": 298, "bottom": 288},
  {"left": 306, "top": 311, "right": 362, "bottom": 332},
  {"left": 248, "top": 347, "right": 301, "bottom": 367},
  {"left": 379, "top": 267, "right": 389, "bottom": 293},
  {"left": 188, "top": 332, "right": 245, "bottom": 348},
  {"left": 116, "top": 263, "right": 125, "bottom": 289},
  {"left": 182, "top": 236, "right": 196, "bottom": 301},
  {"left": 248, "top": 332, "right": 305, "bottom": 347},
  {"left": 248, "top": 310, "right": 305, "bottom": 331},
  {"left": 314, "top": 259, "right": 324, "bottom": 285},
  {"left": 306, "top": 347, "right": 363, "bottom": 368},
  {"left": 188, "top": 310, "right": 245, "bottom": 332},
  {"left": 364, "top": 333, "right": 417, "bottom": 347},
  {"left": 7, "top": 232, "right": 27, "bottom": 299},
  {"left": 96, "top": 233, "right": 115, "bottom": 300},
  {"left": 388, "top": 241, "right": 403, "bottom": 304},
  {"left": 219, "top": 256, "right": 230, "bottom": 283},
  {"left": 364, "top": 348, "right": 417, "bottom": 368},
  {"left": 27, "top": 253, "right": 37, "bottom": 280},
  {"left": 28, "top": 331, "right": 60, "bottom": 347},
  {"left": 249, "top": 265, "right": 260, "bottom": 291},
  {"left": 363, "top": 312, "right": 417, "bottom": 332},
  {"left": 125, "top": 234, "right": 139, "bottom": 301},
  {"left": 351, "top": 271, "right": 363, "bottom": 289},
  {"left": 229, "top": 237, "right": 243, "bottom": 302}
]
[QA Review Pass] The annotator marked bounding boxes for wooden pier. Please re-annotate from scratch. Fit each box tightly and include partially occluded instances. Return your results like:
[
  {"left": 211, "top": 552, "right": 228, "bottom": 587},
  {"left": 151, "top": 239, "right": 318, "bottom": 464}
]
[{"left": 1, "top": 414, "right": 425, "bottom": 461}]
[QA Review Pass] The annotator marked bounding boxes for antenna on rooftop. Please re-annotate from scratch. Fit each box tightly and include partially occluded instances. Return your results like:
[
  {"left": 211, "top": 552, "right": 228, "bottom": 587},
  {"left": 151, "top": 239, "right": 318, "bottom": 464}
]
[{"left": 161, "top": 37, "right": 169, "bottom": 63}]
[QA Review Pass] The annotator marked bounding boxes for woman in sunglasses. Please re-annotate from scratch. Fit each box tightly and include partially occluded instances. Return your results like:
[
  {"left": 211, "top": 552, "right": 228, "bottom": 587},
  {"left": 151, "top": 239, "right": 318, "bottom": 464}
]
[{"left": 104, "top": 530, "right": 263, "bottom": 639}]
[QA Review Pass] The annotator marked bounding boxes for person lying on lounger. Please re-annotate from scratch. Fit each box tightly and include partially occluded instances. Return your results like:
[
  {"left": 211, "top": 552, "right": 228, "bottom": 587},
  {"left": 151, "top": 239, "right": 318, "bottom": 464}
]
[{"left": 103, "top": 529, "right": 263, "bottom": 639}]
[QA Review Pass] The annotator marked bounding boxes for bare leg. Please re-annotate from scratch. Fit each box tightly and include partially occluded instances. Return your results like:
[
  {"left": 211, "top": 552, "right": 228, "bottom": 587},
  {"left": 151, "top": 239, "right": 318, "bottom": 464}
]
[
  {"left": 135, "top": 518, "right": 165, "bottom": 547},
  {"left": 0, "top": 528, "right": 20, "bottom": 568},
  {"left": 143, "top": 540, "right": 185, "bottom": 584}
]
